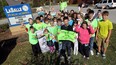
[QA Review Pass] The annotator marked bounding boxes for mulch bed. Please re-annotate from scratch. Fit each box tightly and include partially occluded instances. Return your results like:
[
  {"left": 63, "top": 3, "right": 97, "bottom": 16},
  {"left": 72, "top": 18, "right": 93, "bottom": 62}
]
[{"left": 0, "top": 29, "right": 28, "bottom": 44}]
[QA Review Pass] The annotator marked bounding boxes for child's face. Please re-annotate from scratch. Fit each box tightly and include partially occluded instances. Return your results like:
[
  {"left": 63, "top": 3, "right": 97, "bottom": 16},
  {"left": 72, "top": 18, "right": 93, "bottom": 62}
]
[
  {"left": 40, "top": 17, "right": 43, "bottom": 20},
  {"left": 61, "top": 17, "right": 63, "bottom": 21},
  {"left": 82, "top": 24, "right": 87, "bottom": 29},
  {"left": 36, "top": 20, "right": 40, "bottom": 23},
  {"left": 30, "top": 28, "right": 34, "bottom": 33},
  {"left": 64, "top": 19, "right": 69, "bottom": 25},
  {"left": 64, "top": 14, "right": 68, "bottom": 17},
  {"left": 45, "top": 20, "right": 49, "bottom": 24},
  {"left": 29, "top": 19, "right": 33, "bottom": 24},
  {"left": 69, "top": 17, "right": 72, "bottom": 20},
  {"left": 74, "top": 14, "right": 77, "bottom": 18},
  {"left": 77, "top": 14, "right": 81, "bottom": 19},
  {"left": 50, "top": 22, "right": 54, "bottom": 26},
  {"left": 70, "top": 11, "right": 74, "bottom": 14},
  {"left": 48, "top": 15, "right": 51, "bottom": 19},
  {"left": 98, "top": 13, "right": 102, "bottom": 17},
  {"left": 58, "top": 21, "right": 62, "bottom": 26},
  {"left": 44, "top": 29, "right": 48, "bottom": 33},
  {"left": 54, "top": 19, "right": 57, "bottom": 22},
  {"left": 89, "top": 13, "right": 94, "bottom": 18},
  {"left": 102, "top": 15, "right": 108, "bottom": 20}
]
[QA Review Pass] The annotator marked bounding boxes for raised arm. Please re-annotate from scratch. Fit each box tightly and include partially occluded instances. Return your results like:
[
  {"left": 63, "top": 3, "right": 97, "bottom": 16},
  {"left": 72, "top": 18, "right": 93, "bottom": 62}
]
[
  {"left": 88, "top": 25, "right": 94, "bottom": 34},
  {"left": 75, "top": 24, "right": 80, "bottom": 33}
]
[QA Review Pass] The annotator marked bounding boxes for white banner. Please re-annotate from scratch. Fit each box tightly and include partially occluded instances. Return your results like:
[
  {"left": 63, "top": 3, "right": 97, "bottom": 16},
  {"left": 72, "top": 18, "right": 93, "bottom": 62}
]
[
  {"left": 38, "top": 36, "right": 50, "bottom": 53},
  {"left": 36, "top": 30, "right": 50, "bottom": 53}
]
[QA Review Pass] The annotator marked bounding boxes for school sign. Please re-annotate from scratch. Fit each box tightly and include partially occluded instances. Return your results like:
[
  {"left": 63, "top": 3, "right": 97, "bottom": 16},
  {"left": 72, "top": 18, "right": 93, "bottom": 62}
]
[{"left": 4, "top": 4, "right": 33, "bottom": 27}]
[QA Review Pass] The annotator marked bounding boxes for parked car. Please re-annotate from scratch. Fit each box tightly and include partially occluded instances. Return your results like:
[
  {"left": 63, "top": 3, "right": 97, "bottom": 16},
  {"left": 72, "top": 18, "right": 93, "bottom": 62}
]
[{"left": 95, "top": 0, "right": 116, "bottom": 9}]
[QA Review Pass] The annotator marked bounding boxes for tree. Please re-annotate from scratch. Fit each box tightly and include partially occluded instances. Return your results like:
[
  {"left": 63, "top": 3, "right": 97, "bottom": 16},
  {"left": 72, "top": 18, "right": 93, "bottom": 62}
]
[{"left": 0, "top": 0, "right": 8, "bottom": 18}]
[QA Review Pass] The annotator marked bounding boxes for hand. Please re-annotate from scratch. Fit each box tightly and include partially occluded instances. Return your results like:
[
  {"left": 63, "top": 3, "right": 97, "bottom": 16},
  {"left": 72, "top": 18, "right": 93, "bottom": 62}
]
[
  {"left": 21, "top": 22, "right": 24, "bottom": 26},
  {"left": 105, "top": 38, "right": 109, "bottom": 43},
  {"left": 96, "top": 36, "right": 98, "bottom": 41},
  {"left": 73, "top": 24, "right": 77, "bottom": 31},
  {"left": 88, "top": 21, "right": 91, "bottom": 25},
  {"left": 90, "top": 34, "right": 92, "bottom": 37},
  {"left": 78, "top": 21, "right": 81, "bottom": 25},
  {"left": 102, "top": 5, "right": 106, "bottom": 9},
  {"left": 73, "top": 23, "right": 77, "bottom": 27}
]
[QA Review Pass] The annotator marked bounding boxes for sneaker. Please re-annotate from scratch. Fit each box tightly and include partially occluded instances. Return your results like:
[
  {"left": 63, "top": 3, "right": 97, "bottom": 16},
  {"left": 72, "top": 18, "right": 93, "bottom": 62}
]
[
  {"left": 96, "top": 52, "right": 100, "bottom": 57},
  {"left": 102, "top": 54, "right": 106, "bottom": 59},
  {"left": 60, "top": 56, "right": 65, "bottom": 63},
  {"left": 68, "top": 56, "right": 71, "bottom": 60},
  {"left": 90, "top": 50, "right": 94, "bottom": 55},
  {"left": 60, "top": 56, "right": 64, "bottom": 60},
  {"left": 86, "top": 57, "right": 90, "bottom": 60},
  {"left": 83, "top": 55, "right": 86, "bottom": 58}
]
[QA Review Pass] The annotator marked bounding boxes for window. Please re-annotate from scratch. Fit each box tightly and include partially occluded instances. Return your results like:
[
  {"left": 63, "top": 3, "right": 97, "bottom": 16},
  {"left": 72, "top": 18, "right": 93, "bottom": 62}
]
[
  {"left": 108, "top": 0, "right": 112, "bottom": 3},
  {"left": 114, "top": 0, "right": 116, "bottom": 2},
  {"left": 103, "top": 0, "right": 107, "bottom": 3},
  {"left": 99, "top": 1, "right": 102, "bottom": 3}
]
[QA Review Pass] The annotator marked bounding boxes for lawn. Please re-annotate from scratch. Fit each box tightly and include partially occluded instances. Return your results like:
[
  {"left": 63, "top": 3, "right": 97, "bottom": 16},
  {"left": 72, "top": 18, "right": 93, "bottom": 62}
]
[{"left": 1, "top": 24, "right": 116, "bottom": 65}]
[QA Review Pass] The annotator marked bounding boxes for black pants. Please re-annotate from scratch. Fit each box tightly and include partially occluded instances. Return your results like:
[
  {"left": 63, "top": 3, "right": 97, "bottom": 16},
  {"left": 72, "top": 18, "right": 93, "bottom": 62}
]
[
  {"left": 31, "top": 42, "right": 41, "bottom": 56},
  {"left": 62, "top": 40, "right": 72, "bottom": 56},
  {"left": 79, "top": 42, "right": 89, "bottom": 57}
]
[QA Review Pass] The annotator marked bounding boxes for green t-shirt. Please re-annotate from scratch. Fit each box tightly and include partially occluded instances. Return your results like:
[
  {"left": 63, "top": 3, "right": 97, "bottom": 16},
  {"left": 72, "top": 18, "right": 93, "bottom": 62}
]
[
  {"left": 47, "top": 26, "right": 58, "bottom": 36},
  {"left": 96, "top": 16, "right": 102, "bottom": 22},
  {"left": 44, "top": 33, "right": 52, "bottom": 41},
  {"left": 35, "top": 22, "right": 47, "bottom": 31},
  {"left": 98, "top": 19, "right": 113, "bottom": 38},
  {"left": 28, "top": 32, "right": 38, "bottom": 45},
  {"left": 85, "top": 19, "right": 98, "bottom": 37},
  {"left": 45, "top": 23, "right": 51, "bottom": 27},
  {"left": 26, "top": 23, "right": 37, "bottom": 33}
]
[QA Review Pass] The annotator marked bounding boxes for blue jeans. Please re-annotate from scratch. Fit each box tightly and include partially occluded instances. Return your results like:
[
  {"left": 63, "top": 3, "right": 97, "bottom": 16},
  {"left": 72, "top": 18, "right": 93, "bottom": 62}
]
[
  {"left": 89, "top": 37, "right": 95, "bottom": 50},
  {"left": 58, "top": 43, "right": 62, "bottom": 55}
]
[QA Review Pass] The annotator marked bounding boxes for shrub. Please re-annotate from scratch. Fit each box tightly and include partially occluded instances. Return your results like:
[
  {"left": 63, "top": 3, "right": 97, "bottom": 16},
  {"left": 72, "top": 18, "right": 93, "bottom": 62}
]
[
  {"left": 0, "top": 0, "right": 8, "bottom": 18},
  {"left": 0, "top": 23, "right": 9, "bottom": 32}
]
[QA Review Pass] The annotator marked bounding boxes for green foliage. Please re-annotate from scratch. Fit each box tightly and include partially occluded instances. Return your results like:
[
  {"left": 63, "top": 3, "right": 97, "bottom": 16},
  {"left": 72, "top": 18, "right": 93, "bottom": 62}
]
[
  {"left": 0, "top": 23, "right": 9, "bottom": 32},
  {"left": 32, "top": 0, "right": 39, "bottom": 7},
  {"left": 32, "top": 0, "right": 47, "bottom": 7},
  {"left": 0, "top": 0, "right": 8, "bottom": 18}
]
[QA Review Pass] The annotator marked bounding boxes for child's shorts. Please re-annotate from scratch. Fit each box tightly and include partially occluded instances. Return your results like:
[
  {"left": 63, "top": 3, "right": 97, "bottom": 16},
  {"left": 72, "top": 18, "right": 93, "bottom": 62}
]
[{"left": 97, "top": 36, "right": 109, "bottom": 48}]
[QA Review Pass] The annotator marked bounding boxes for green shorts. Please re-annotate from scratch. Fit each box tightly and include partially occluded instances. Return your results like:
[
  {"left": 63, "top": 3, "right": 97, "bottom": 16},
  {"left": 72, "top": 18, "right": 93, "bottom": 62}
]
[{"left": 97, "top": 36, "right": 109, "bottom": 48}]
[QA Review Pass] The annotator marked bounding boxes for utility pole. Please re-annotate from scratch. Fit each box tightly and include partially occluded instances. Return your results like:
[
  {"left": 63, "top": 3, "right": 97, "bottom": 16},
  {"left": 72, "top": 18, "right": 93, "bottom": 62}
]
[{"left": 49, "top": 0, "right": 51, "bottom": 11}]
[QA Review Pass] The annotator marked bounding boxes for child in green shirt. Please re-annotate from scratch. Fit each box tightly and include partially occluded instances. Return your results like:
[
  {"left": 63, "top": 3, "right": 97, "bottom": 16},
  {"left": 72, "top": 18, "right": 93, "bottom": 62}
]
[
  {"left": 43, "top": 29, "right": 55, "bottom": 53},
  {"left": 29, "top": 26, "right": 41, "bottom": 56},
  {"left": 35, "top": 16, "right": 47, "bottom": 31}
]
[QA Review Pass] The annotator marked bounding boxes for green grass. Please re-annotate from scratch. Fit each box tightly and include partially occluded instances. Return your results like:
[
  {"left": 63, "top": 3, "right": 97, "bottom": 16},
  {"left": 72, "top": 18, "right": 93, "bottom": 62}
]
[{"left": 2, "top": 24, "right": 116, "bottom": 65}]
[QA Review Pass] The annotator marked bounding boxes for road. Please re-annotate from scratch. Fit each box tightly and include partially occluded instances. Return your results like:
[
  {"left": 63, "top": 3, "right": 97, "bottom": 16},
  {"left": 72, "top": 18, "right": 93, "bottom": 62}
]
[{"left": 0, "top": 5, "right": 116, "bottom": 25}]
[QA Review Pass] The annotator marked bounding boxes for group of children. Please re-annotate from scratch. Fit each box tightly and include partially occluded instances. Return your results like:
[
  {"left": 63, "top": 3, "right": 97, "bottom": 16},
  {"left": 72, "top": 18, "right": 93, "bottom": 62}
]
[{"left": 22, "top": 7, "right": 113, "bottom": 61}]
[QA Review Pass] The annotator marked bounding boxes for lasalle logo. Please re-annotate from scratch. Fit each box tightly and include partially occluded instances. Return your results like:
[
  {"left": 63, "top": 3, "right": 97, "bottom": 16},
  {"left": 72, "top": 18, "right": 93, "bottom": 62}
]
[{"left": 5, "top": 5, "right": 29, "bottom": 13}]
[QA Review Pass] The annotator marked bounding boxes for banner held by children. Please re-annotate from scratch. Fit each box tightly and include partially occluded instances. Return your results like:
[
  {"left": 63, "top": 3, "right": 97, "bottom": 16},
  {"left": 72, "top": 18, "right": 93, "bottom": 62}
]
[{"left": 36, "top": 30, "right": 50, "bottom": 53}]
